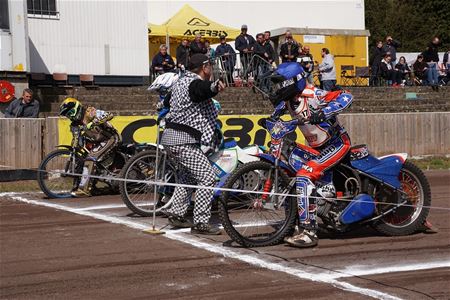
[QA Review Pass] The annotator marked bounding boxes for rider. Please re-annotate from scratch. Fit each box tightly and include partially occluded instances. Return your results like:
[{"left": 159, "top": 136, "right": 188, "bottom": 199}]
[
  {"left": 59, "top": 98, "right": 121, "bottom": 197},
  {"left": 268, "top": 62, "right": 353, "bottom": 248}
]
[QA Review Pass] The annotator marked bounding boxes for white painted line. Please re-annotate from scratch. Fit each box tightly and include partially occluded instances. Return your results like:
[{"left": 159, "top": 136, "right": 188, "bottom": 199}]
[
  {"left": 331, "top": 261, "right": 450, "bottom": 279},
  {"left": 75, "top": 204, "right": 127, "bottom": 211},
  {"left": 11, "top": 194, "right": 449, "bottom": 300}
]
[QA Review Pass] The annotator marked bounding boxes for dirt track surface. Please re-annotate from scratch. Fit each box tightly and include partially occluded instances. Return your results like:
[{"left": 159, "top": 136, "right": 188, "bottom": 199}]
[{"left": 1, "top": 170, "right": 449, "bottom": 299}]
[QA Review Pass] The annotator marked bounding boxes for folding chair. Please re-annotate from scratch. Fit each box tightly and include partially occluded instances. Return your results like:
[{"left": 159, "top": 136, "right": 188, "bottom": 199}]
[
  {"left": 354, "top": 66, "right": 370, "bottom": 86},
  {"left": 340, "top": 65, "right": 355, "bottom": 86}
]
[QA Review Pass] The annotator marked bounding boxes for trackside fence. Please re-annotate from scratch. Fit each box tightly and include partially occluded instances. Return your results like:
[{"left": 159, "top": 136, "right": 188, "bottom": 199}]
[{"left": 0, "top": 112, "right": 448, "bottom": 173}]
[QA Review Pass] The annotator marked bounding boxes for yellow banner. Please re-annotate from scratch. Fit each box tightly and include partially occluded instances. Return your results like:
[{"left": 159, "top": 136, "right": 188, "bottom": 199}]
[{"left": 58, "top": 115, "right": 305, "bottom": 147}]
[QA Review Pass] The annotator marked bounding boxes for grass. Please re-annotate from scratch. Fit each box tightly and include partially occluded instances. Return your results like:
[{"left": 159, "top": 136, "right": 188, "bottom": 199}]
[
  {"left": 409, "top": 156, "right": 450, "bottom": 171},
  {"left": 0, "top": 180, "right": 41, "bottom": 193}
]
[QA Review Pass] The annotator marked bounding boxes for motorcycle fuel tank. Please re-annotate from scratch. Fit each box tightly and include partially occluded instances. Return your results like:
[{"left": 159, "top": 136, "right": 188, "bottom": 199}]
[{"left": 339, "top": 193, "right": 375, "bottom": 224}]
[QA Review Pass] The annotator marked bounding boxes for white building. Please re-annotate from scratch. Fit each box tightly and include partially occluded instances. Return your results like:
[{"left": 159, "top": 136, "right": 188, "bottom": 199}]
[
  {"left": 148, "top": 0, "right": 366, "bottom": 35},
  {"left": 1, "top": 0, "right": 149, "bottom": 86}
]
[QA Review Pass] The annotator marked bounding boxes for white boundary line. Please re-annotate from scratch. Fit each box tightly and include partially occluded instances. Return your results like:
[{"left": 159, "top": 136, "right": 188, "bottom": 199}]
[{"left": 4, "top": 195, "right": 404, "bottom": 300}]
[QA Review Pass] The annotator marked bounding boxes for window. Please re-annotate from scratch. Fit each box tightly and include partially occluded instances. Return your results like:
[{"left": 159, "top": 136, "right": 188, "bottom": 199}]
[
  {"left": 0, "top": 0, "right": 10, "bottom": 30},
  {"left": 27, "top": 0, "right": 58, "bottom": 17}
]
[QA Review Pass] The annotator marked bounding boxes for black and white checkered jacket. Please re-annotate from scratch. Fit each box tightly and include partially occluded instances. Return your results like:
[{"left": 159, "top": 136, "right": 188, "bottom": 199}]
[{"left": 164, "top": 71, "right": 218, "bottom": 147}]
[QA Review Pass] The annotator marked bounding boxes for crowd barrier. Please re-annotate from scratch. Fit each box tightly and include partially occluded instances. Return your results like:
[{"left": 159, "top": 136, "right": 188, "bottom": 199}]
[{"left": 1, "top": 112, "right": 449, "bottom": 172}]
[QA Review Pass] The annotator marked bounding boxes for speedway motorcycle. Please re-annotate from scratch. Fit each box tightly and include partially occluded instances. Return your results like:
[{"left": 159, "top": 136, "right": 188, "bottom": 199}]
[
  {"left": 218, "top": 117, "right": 431, "bottom": 247},
  {"left": 37, "top": 138, "right": 150, "bottom": 198}
]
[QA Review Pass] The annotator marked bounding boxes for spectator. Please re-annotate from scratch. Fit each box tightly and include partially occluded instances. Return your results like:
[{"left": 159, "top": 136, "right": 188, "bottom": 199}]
[
  {"left": 254, "top": 33, "right": 273, "bottom": 92},
  {"left": 380, "top": 53, "right": 402, "bottom": 86},
  {"left": 176, "top": 38, "right": 190, "bottom": 70},
  {"left": 382, "top": 35, "right": 401, "bottom": 65},
  {"left": 412, "top": 54, "right": 428, "bottom": 84},
  {"left": 280, "top": 31, "right": 300, "bottom": 63},
  {"left": 318, "top": 48, "right": 336, "bottom": 91},
  {"left": 395, "top": 56, "right": 411, "bottom": 84},
  {"left": 235, "top": 24, "right": 256, "bottom": 79},
  {"left": 422, "top": 36, "right": 441, "bottom": 90},
  {"left": 264, "top": 31, "right": 277, "bottom": 63},
  {"left": 298, "top": 45, "right": 314, "bottom": 84},
  {"left": 190, "top": 34, "right": 207, "bottom": 55},
  {"left": 204, "top": 40, "right": 215, "bottom": 61},
  {"left": 215, "top": 35, "right": 236, "bottom": 84},
  {"left": 4, "top": 89, "right": 39, "bottom": 118},
  {"left": 369, "top": 40, "right": 384, "bottom": 86},
  {"left": 152, "top": 44, "right": 175, "bottom": 75}
]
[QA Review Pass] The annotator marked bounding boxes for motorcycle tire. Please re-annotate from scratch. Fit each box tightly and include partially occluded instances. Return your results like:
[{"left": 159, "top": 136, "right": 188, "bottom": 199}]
[
  {"left": 37, "top": 149, "right": 82, "bottom": 198},
  {"left": 119, "top": 149, "right": 178, "bottom": 217},
  {"left": 373, "top": 160, "right": 431, "bottom": 236},
  {"left": 219, "top": 161, "right": 297, "bottom": 247}
]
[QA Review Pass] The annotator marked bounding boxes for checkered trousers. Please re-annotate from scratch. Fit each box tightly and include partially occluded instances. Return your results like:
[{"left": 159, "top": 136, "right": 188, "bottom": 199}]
[{"left": 164, "top": 144, "right": 216, "bottom": 224}]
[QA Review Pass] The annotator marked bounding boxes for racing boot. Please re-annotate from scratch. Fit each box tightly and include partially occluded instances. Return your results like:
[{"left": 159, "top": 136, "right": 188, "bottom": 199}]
[
  {"left": 285, "top": 228, "right": 318, "bottom": 248},
  {"left": 71, "top": 185, "right": 92, "bottom": 197}
]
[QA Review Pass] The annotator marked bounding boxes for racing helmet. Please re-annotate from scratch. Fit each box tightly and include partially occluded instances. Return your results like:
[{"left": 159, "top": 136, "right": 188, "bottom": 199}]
[
  {"left": 268, "top": 62, "right": 307, "bottom": 107},
  {"left": 59, "top": 98, "right": 83, "bottom": 121}
]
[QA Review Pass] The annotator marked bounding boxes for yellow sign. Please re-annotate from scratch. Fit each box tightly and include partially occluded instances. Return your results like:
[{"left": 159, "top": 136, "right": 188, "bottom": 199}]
[{"left": 58, "top": 115, "right": 306, "bottom": 147}]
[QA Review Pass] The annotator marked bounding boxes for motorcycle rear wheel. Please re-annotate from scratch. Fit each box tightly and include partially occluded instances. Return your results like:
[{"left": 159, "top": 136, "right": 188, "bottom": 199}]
[
  {"left": 219, "top": 161, "right": 297, "bottom": 247},
  {"left": 37, "top": 149, "right": 82, "bottom": 198},
  {"left": 373, "top": 161, "right": 431, "bottom": 236},
  {"left": 119, "top": 150, "right": 178, "bottom": 217}
]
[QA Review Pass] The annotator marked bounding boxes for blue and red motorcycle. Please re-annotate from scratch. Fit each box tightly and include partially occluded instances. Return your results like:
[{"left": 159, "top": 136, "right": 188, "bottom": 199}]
[{"left": 218, "top": 117, "right": 431, "bottom": 247}]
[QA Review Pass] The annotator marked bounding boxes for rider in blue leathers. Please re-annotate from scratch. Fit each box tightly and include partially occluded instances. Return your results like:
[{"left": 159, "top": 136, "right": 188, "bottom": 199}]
[{"left": 267, "top": 62, "right": 353, "bottom": 247}]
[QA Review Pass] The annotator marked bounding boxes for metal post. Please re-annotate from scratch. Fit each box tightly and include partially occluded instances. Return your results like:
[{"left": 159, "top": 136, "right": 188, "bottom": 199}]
[{"left": 143, "top": 122, "right": 165, "bottom": 235}]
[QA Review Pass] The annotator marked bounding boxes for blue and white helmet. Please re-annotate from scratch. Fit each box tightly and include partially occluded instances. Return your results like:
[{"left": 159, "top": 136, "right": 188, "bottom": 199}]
[
  {"left": 148, "top": 72, "right": 179, "bottom": 92},
  {"left": 269, "top": 62, "right": 307, "bottom": 106}
]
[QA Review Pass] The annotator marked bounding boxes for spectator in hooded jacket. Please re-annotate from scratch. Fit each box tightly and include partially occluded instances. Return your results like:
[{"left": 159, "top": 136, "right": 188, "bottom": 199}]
[
  {"left": 382, "top": 35, "right": 401, "bottom": 65},
  {"left": 369, "top": 40, "right": 384, "bottom": 86},
  {"left": 176, "top": 38, "right": 190, "bottom": 70}
]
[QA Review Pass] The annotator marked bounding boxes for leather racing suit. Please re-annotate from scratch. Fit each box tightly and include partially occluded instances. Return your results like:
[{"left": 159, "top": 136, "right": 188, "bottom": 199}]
[
  {"left": 70, "top": 106, "right": 121, "bottom": 194},
  {"left": 271, "top": 85, "right": 353, "bottom": 231}
]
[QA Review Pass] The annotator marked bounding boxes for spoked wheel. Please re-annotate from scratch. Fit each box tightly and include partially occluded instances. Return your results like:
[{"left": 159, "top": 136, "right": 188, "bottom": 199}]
[
  {"left": 119, "top": 150, "right": 178, "bottom": 217},
  {"left": 373, "top": 161, "right": 431, "bottom": 236},
  {"left": 219, "top": 161, "right": 297, "bottom": 247},
  {"left": 37, "top": 149, "right": 82, "bottom": 198}
]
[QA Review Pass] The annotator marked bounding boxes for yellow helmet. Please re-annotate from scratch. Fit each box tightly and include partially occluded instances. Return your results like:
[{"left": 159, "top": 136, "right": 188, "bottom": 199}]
[{"left": 59, "top": 98, "right": 83, "bottom": 121}]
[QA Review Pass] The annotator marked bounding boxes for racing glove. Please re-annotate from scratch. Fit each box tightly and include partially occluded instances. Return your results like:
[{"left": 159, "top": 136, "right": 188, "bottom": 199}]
[{"left": 309, "top": 110, "right": 326, "bottom": 124}]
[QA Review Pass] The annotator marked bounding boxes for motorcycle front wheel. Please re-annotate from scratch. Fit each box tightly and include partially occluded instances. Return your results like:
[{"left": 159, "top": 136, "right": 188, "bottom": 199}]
[
  {"left": 37, "top": 149, "right": 82, "bottom": 198},
  {"left": 219, "top": 161, "right": 297, "bottom": 247},
  {"left": 119, "top": 150, "right": 178, "bottom": 217},
  {"left": 373, "top": 161, "right": 431, "bottom": 236}
]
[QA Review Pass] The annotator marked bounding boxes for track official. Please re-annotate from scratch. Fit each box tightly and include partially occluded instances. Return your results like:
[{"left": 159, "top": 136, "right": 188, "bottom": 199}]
[{"left": 161, "top": 53, "right": 225, "bottom": 235}]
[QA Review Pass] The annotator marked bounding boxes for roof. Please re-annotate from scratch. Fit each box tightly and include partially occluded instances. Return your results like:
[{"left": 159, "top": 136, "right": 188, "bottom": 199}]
[
  {"left": 271, "top": 27, "right": 371, "bottom": 37},
  {"left": 148, "top": 4, "right": 241, "bottom": 41}
]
